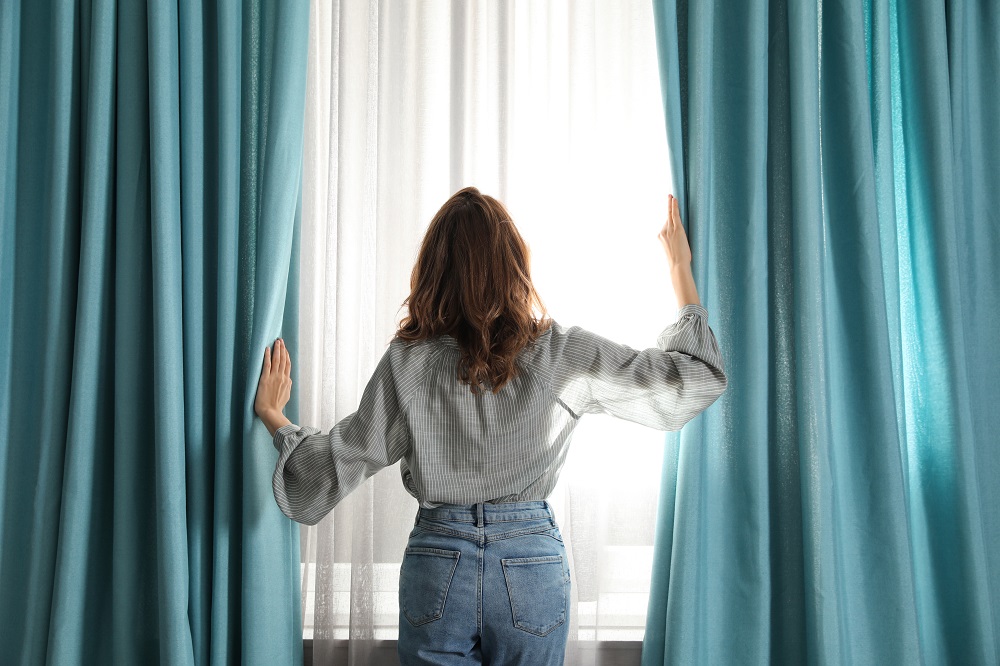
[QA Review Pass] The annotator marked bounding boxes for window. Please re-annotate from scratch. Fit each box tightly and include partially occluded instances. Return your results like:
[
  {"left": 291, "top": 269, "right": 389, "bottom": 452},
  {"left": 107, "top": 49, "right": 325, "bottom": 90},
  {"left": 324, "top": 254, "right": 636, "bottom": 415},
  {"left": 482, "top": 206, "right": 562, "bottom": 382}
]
[{"left": 299, "top": 0, "right": 674, "bottom": 645}]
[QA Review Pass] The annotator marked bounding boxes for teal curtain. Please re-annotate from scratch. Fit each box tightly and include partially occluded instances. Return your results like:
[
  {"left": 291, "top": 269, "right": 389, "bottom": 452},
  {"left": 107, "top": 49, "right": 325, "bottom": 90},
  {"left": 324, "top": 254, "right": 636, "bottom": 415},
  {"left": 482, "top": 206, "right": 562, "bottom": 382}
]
[
  {"left": 644, "top": 1, "right": 999, "bottom": 663},
  {"left": 0, "top": 1, "right": 310, "bottom": 663}
]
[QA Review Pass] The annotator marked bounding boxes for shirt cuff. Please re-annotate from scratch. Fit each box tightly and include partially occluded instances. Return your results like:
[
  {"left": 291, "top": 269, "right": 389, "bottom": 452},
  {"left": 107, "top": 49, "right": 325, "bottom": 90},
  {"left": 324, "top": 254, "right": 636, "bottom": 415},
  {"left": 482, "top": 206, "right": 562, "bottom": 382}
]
[
  {"left": 272, "top": 423, "right": 301, "bottom": 452},
  {"left": 676, "top": 303, "right": 709, "bottom": 320}
]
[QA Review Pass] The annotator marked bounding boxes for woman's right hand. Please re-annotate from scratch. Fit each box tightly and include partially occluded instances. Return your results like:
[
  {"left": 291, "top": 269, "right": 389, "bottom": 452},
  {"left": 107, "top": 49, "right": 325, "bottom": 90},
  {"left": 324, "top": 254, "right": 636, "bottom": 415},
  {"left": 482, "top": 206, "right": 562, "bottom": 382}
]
[
  {"left": 658, "top": 194, "right": 693, "bottom": 269},
  {"left": 659, "top": 194, "right": 701, "bottom": 307}
]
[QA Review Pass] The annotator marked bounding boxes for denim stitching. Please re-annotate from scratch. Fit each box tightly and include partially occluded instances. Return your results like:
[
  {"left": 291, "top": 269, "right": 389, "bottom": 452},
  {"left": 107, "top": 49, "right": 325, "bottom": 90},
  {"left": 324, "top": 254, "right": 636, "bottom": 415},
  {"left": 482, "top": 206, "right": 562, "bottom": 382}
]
[
  {"left": 500, "top": 555, "right": 567, "bottom": 637},
  {"left": 476, "top": 538, "right": 484, "bottom": 634},
  {"left": 414, "top": 522, "right": 483, "bottom": 543},
  {"left": 401, "top": 548, "right": 461, "bottom": 626},
  {"left": 486, "top": 526, "right": 563, "bottom": 543}
]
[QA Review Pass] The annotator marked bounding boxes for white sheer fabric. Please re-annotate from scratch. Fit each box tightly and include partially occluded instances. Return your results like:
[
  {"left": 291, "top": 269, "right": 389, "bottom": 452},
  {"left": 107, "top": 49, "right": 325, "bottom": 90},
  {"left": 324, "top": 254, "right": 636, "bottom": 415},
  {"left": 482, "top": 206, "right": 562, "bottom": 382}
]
[{"left": 299, "top": 1, "right": 674, "bottom": 663}]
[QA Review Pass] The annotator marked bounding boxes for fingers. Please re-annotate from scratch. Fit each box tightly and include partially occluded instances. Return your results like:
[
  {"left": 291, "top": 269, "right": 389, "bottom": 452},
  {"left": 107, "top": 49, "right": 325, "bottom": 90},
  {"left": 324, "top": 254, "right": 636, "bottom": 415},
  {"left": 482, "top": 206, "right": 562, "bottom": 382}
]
[
  {"left": 661, "top": 195, "right": 673, "bottom": 238},
  {"left": 270, "top": 338, "right": 292, "bottom": 377},
  {"left": 263, "top": 346, "right": 271, "bottom": 374}
]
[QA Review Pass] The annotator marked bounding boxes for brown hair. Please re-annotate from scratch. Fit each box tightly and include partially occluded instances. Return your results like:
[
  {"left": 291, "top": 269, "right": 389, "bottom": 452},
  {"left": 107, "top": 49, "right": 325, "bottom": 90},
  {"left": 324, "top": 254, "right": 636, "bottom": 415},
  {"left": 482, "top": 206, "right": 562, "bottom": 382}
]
[{"left": 395, "top": 186, "right": 554, "bottom": 395}]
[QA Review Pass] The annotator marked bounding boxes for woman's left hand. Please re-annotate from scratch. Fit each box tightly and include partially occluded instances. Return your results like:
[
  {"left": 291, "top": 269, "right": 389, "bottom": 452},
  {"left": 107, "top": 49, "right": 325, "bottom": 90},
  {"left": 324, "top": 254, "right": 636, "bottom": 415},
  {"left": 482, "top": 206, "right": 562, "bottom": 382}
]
[{"left": 255, "top": 338, "right": 292, "bottom": 419}]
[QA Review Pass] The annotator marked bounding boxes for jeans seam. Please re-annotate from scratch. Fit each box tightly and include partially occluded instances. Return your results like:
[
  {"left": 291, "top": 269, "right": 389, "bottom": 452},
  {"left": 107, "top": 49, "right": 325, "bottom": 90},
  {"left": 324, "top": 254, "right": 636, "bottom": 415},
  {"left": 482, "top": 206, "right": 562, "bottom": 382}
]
[
  {"left": 486, "top": 527, "right": 563, "bottom": 543},
  {"left": 413, "top": 523, "right": 481, "bottom": 543},
  {"left": 477, "top": 529, "right": 484, "bottom": 634},
  {"left": 487, "top": 514, "right": 552, "bottom": 523}
]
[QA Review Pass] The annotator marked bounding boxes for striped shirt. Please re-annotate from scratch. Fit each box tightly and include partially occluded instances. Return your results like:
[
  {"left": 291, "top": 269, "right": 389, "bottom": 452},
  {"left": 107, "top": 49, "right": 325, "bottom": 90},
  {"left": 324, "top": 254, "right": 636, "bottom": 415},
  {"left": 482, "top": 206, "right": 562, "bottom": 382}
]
[{"left": 271, "top": 303, "right": 727, "bottom": 525}]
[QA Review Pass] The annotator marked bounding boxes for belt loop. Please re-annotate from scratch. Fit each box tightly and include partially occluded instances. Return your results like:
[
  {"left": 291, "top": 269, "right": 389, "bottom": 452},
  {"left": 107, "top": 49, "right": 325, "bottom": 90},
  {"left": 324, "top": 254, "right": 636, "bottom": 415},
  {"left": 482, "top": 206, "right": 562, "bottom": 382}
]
[{"left": 475, "top": 502, "right": 484, "bottom": 528}]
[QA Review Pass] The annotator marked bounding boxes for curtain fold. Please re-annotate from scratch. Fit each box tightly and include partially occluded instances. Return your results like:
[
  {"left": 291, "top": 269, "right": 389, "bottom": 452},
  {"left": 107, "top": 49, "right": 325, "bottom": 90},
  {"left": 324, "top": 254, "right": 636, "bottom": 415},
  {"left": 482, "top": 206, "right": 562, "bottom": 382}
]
[
  {"left": 644, "top": 0, "right": 1000, "bottom": 663},
  {"left": 0, "top": 1, "right": 311, "bottom": 663}
]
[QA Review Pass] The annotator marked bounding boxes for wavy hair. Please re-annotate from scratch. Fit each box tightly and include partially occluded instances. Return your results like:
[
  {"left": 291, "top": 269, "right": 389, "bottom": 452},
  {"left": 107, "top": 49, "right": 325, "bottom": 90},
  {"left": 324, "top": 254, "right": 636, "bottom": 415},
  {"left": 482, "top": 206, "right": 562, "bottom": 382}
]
[{"left": 395, "top": 186, "right": 553, "bottom": 395}]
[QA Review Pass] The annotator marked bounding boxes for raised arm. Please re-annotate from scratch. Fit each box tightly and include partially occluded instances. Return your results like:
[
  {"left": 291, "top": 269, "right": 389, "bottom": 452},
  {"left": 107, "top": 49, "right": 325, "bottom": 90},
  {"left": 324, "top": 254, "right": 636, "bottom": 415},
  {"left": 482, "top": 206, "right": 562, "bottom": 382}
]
[
  {"left": 549, "top": 307, "right": 727, "bottom": 431},
  {"left": 271, "top": 344, "right": 411, "bottom": 525},
  {"left": 547, "top": 194, "right": 726, "bottom": 430}
]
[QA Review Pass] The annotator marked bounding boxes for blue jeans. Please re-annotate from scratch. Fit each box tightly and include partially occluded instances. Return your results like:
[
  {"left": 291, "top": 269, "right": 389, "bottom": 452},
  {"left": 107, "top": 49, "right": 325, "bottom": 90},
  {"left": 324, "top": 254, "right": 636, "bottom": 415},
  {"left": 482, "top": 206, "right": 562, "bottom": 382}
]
[{"left": 397, "top": 500, "right": 571, "bottom": 665}]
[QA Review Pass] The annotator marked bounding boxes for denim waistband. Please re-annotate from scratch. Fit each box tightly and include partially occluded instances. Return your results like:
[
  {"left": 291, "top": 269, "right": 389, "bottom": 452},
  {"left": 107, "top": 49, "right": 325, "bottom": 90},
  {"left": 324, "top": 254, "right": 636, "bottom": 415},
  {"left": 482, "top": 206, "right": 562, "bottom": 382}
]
[{"left": 416, "top": 500, "right": 553, "bottom": 527}]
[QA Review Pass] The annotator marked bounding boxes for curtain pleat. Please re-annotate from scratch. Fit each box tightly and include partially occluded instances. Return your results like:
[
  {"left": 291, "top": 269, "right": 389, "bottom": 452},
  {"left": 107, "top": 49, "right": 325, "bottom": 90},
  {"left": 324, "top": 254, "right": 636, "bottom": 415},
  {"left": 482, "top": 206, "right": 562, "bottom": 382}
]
[
  {"left": 0, "top": 1, "right": 311, "bottom": 663},
  {"left": 644, "top": 0, "right": 1000, "bottom": 663}
]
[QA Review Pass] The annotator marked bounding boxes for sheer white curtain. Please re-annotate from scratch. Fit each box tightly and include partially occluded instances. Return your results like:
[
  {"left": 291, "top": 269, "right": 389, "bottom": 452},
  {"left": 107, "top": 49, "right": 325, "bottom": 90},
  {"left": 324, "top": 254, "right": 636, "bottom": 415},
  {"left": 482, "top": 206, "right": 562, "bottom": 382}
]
[{"left": 299, "top": 1, "right": 674, "bottom": 663}]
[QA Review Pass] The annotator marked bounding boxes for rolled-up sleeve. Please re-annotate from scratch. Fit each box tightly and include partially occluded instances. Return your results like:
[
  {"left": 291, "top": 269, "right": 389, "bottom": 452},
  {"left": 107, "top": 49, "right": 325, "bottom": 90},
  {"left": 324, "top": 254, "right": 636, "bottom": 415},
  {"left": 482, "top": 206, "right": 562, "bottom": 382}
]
[
  {"left": 271, "top": 346, "right": 411, "bottom": 525},
  {"left": 553, "top": 303, "right": 728, "bottom": 431}
]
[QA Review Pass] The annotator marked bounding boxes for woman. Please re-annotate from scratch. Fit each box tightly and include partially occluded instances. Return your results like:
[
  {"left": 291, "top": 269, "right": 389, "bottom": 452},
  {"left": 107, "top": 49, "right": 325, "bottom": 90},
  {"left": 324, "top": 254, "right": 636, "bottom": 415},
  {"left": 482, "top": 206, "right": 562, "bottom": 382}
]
[{"left": 254, "top": 186, "right": 727, "bottom": 665}]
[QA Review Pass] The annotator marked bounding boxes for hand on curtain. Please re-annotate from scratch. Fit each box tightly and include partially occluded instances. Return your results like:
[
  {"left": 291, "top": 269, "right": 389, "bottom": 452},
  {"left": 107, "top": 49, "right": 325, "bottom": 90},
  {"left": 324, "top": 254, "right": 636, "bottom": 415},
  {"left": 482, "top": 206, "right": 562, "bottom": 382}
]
[
  {"left": 255, "top": 338, "right": 294, "bottom": 436},
  {"left": 658, "top": 193, "right": 692, "bottom": 268},
  {"left": 661, "top": 194, "right": 700, "bottom": 307}
]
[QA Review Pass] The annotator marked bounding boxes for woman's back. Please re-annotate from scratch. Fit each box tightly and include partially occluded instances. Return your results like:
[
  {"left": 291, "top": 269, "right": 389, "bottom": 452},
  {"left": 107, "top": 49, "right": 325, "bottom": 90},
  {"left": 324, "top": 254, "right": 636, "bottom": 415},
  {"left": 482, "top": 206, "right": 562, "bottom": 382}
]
[{"left": 271, "top": 303, "right": 726, "bottom": 524}]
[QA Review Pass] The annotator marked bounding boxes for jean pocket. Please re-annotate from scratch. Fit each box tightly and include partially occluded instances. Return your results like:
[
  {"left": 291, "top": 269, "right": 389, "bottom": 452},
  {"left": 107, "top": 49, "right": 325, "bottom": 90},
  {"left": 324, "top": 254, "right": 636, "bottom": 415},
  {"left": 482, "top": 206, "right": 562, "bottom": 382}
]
[
  {"left": 399, "top": 547, "right": 461, "bottom": 626},
  {"left": 501, "top": 555, "right": 568, "bottom": 636}
]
